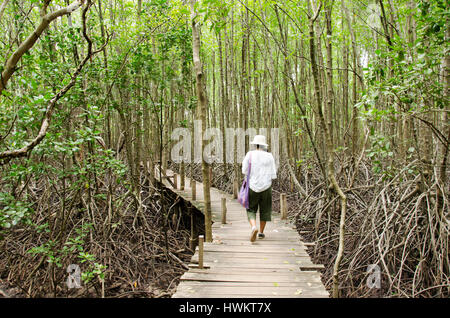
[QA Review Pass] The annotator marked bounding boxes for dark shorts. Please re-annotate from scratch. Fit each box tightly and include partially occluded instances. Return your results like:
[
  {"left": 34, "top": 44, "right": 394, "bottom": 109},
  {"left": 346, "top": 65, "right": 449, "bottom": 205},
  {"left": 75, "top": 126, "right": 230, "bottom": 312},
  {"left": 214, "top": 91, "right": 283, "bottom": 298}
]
[{"left": 246, "top": 187, "right": 272, "bottom": 222}]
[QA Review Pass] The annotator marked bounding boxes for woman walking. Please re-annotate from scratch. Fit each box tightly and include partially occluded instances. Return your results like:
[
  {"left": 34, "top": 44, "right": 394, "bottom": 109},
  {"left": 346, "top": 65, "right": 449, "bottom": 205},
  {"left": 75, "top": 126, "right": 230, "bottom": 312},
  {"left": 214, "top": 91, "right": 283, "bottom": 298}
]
[{"left": 241, "top": 135, "right": 277, "bottom": 242}]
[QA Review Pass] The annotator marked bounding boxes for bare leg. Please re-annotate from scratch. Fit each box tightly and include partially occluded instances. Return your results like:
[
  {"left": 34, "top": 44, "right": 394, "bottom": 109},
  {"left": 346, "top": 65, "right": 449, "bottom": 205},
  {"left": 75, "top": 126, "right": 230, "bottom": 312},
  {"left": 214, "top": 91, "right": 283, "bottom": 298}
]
[
  {"left": 260, "top": 221, "right": 266, "bottom": 233},
  {"left": 249, "top": 218, "right": 258, "bottom": 242}
]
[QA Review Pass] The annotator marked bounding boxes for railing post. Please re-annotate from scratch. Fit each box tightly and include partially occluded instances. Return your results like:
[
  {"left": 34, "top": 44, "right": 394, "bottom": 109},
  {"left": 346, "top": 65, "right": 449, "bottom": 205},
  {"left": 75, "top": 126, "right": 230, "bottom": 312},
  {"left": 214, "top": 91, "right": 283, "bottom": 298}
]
[
  {"left": 281, "top": 193, "right": 287, "bottom": 220},
  {"left": 198, "top": 235, "right": 204, "bottom": 269},
  {"left": 180, "top": 163, "right": 185, "bottom": 191},
  {"left": 279, "top": 193, "right": 283, "bottom": 214},
  {"left": 191, "top": 179, "right": 196, "bottom": 200},
  {"left": 221, "top": 197, "right": 227, "bottom": 224}
]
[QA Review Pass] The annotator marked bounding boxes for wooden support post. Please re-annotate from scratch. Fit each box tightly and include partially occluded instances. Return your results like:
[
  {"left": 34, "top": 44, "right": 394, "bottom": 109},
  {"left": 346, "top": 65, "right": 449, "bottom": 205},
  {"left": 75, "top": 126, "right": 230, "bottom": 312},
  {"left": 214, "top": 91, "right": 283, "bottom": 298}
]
[
  {"left": 233, "top": 179, "right": 238, "bottom": 199},
  {"left": 279, "top": 193, "right": 283, "bottom": 214},
  {"left": 173, "top": 173, "right": 178, "bottom": 189},
  {"left": 198, "top": 235, "right": 204, "bottom": 269},
  {"left": 281, "top": 193, "right": 287, "bottom": 220},
  {"left": 180, "top": 163, "right": 185, "bottom": 191},
  {"left": 191, "top": 179, "right": 196, "bottom": 200},
  {"left": 221, "top": 197, "right": 227, "bottom": 224}
]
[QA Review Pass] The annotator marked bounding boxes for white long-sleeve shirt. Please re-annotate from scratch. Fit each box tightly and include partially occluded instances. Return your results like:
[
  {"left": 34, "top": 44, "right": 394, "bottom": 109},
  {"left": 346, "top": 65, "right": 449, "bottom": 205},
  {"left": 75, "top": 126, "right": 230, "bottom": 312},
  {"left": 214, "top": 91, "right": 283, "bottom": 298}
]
[{"left": 242, "top": 150, "right": 277, "bottom": 193}]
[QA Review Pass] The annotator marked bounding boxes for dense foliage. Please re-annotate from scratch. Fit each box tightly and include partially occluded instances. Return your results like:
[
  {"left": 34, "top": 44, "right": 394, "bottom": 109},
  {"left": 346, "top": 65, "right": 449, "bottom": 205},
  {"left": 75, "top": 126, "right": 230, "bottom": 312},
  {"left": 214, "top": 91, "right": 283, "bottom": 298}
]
[{"left": 0, "top": 0, "right": 448, "bottom": 297}]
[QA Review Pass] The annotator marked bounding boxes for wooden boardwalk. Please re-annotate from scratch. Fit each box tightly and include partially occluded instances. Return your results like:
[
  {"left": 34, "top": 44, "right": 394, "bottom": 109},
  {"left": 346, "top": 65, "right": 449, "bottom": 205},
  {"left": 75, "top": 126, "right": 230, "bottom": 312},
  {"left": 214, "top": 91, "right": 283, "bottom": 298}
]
[{"left": 161, "top": 170, "right": 329, "bottom": 298}]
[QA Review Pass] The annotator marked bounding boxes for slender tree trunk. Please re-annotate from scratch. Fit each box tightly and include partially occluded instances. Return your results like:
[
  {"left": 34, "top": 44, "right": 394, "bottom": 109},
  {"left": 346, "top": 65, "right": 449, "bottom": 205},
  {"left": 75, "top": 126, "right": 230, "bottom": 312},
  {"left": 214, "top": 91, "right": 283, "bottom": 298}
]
[
  {"left": 190, "top": 0, "right": 212, "bottom": 242},
  {"left": 308, "top": 0, "right": 347, "bottom": 298},
  {"left": 325, "top": 1, "right": 335, "bottom": 148},
  {"left": 218, "top": 30, "right": 227, "bottom": 179}
]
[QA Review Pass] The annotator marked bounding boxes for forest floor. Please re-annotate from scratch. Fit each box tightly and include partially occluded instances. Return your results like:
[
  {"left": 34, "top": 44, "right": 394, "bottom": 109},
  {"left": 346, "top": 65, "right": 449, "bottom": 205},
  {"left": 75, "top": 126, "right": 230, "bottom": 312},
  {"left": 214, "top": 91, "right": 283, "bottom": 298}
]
[{"left": 0, "top": 174, "right": 197, "bottom": 298}]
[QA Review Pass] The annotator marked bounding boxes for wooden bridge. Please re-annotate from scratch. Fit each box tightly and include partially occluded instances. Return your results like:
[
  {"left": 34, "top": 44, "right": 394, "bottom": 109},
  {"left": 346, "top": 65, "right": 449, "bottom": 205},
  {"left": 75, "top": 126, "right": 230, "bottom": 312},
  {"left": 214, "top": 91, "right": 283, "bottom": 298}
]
[{"left": 160, "top": 169, "right": 329, "bottom": 298}]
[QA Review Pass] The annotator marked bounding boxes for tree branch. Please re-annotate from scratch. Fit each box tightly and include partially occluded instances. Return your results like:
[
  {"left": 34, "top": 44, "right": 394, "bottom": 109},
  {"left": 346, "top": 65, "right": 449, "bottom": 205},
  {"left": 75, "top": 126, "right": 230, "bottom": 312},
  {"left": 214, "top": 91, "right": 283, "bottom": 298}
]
[
  {"left": 0, "top": 0, "right": 108, "bottom": 164},
  {"left": 0, "top": 0, "right": 84, "bottom": 93},
  {"left": 0, "top": 0, "right": 10, "bottom": 24}
]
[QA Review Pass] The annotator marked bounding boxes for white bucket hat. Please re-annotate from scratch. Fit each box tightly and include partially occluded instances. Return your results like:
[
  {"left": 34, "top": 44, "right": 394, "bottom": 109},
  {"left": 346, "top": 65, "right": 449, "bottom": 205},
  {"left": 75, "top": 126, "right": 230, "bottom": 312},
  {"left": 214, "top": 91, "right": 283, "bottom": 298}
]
[{"left": 250, "top": 135, "right": 268, "bottom": 147}]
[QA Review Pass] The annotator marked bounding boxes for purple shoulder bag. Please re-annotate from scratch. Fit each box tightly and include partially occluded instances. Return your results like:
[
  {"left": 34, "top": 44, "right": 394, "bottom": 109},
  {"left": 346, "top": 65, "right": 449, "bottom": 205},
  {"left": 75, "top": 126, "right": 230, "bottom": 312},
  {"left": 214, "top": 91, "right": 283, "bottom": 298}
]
[{"left": 238, "top": 154, "right": 251, "bottom": 209}]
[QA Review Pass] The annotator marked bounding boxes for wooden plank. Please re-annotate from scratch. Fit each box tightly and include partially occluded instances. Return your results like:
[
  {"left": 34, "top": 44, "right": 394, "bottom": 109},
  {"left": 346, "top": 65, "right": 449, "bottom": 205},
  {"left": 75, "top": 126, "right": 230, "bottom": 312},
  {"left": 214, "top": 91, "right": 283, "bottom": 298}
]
[
  {"left": 188, "top": 264, "right": 308, "bottom": 271},
  {"left": 188, "top": 263, "right": 300, "bottom": 270},
  {"left": 173, "top": 292, "right": 328, "bottom": 298},
  {"left": 187, "top": 268, "right": 303, "bottom": 274},
  {"left": 190, "top": 261, "right": 319, "bottom": 270},
  {"left": 181, "top": 271, "right": 323, "bottom": 279},
  {"left": 212, "top": 228, "right": 299, "bottom": 236},
  {"left": 175, "top": 281, "right": 324, "bottom": 288},
  {"left": 199, "top": 244, "right": 308, "bottom": 254},
  {"left": 188, "top": 260, "right": 320, "bottom": 270},
  {"left": 211, "top": 236, "right": 300, "bottom": 242},
  {"left": 175, "top": 286, "right": 328, "bottom": 297},
  {"left": 208, "top": 241, "right": 305, "bottom": 247},
  {"left": 175, "top": 283, "right": 328, "bottom": 293},
  {"left": 191, "top": 253, "right": 309, "bottom": 263},
  {"left": 211, "top": 234, "right": 300, "bottom": 241},
  {"left": 199, "top": 249, "right": 309, "bottom": 256},
  {"left": 190, "top": 257, "right": 314, "bottom": 267},
  {"left": 196, "top": 251, "right": 310, "bottom": 259},
  {"left": 212, "top": 225, "right": 298, "bottom": 231},
  {"left": 180, "top": 272, "right": 323, "bottom": 283}
]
